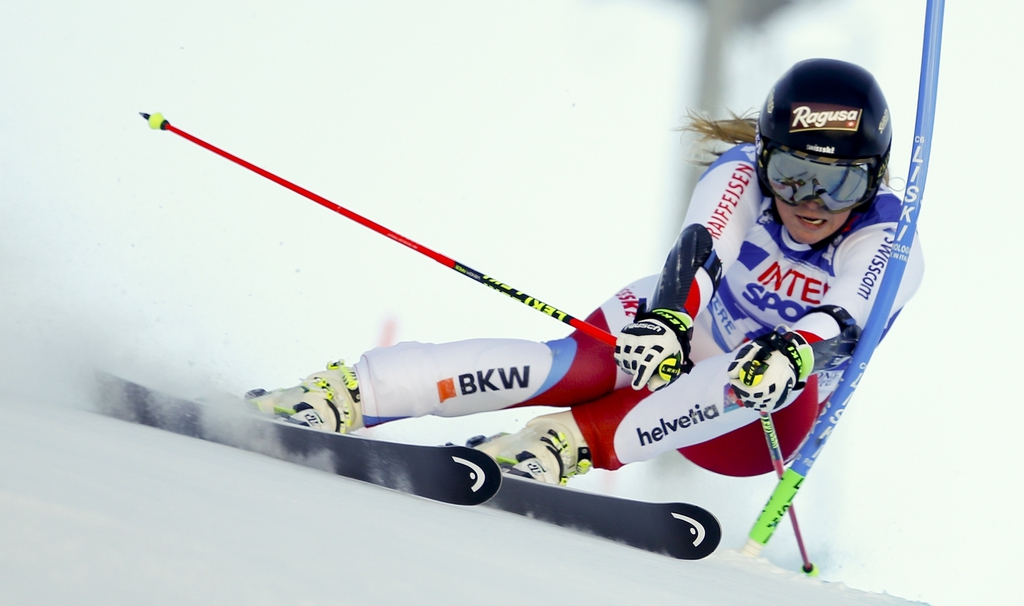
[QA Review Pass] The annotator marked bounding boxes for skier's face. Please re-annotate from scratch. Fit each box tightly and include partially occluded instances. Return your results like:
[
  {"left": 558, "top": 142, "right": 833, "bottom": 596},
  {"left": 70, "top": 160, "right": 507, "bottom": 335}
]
[{"left": 774, "top": 197, "right": 851, "bottom": 245}]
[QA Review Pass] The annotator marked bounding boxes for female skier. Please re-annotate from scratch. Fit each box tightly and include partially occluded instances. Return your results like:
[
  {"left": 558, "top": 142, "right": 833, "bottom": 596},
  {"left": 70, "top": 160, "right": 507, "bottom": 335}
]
[{"left": 248, "top": 58, "right": 924, "bottom": 483}]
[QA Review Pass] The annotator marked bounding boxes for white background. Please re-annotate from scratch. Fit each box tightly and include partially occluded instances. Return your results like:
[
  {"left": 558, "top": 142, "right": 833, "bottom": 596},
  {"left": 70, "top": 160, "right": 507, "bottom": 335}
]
[{"left": 1, "top": 1, "right": 1021, "bottom": 604}]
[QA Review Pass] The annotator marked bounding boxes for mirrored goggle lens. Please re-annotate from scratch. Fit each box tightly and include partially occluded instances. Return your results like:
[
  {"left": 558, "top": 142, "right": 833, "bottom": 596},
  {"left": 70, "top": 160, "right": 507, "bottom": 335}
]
[{"left": 766, "top": 150, "right": 873, "bottom": 213}]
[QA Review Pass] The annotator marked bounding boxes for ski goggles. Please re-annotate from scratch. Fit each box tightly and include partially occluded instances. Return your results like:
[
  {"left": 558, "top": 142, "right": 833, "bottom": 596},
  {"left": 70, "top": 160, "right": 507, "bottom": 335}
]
[{"left": 764, "top": 146, "right": 876, "bottom": 213}]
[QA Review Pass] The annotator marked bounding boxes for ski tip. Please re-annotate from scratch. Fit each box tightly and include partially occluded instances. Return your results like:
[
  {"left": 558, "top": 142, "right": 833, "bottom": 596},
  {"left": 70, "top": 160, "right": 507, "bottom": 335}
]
[{"left": 140, "top": 112, "right": 168, "bottom": 130}]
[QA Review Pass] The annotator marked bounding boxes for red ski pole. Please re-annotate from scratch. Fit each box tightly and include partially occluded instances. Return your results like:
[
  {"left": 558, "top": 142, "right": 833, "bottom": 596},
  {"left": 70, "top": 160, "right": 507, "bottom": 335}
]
[
  {"left": 140, "top": 113, "right": 616, "bottom": 346},
  {"left": 758, "top": 411, "right": 817, "bottom": 575}
]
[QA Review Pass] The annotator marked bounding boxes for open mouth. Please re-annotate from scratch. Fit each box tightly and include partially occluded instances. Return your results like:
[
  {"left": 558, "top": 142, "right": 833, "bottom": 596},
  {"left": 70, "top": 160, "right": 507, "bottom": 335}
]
[{"left": 796, "top": 215, "right": 826, "bottom": 226}]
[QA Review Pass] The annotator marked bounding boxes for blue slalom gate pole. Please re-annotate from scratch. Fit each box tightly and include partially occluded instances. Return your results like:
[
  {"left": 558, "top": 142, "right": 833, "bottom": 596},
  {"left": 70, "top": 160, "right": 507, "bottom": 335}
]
[{"left": 744, "top": 0, "right": 945, "bottom": 557}]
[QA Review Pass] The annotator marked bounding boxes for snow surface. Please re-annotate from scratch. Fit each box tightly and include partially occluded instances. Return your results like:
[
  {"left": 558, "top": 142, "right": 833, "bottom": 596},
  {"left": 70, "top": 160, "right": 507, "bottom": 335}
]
[
  {"left": 2, "top": 0, "right": 1024, "bottom": 604},
  {"left": 1, "top": 393, "right": 922, "bottom": 606}
]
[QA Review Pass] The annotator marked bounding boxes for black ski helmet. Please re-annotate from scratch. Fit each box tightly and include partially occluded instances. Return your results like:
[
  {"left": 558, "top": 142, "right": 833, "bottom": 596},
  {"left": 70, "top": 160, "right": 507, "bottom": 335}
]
[{"left": 756, "top": 58, "right": 892, "bottom": 210}]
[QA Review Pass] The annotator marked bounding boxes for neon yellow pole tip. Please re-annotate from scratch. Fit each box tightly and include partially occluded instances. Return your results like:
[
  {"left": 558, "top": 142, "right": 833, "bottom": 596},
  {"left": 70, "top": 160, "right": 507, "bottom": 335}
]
[
  {"left": 139, "top": 112, "right": 168, "bottom": 130},
  {"left": 802, "top": 562, "right": 820, "bottom": 577}
]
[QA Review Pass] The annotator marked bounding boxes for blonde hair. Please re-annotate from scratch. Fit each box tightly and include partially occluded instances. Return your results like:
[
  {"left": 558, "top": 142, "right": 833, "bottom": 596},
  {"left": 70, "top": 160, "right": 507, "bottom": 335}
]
[{"left": 680, "top": 110, "right": 758, "bottom": 166}]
